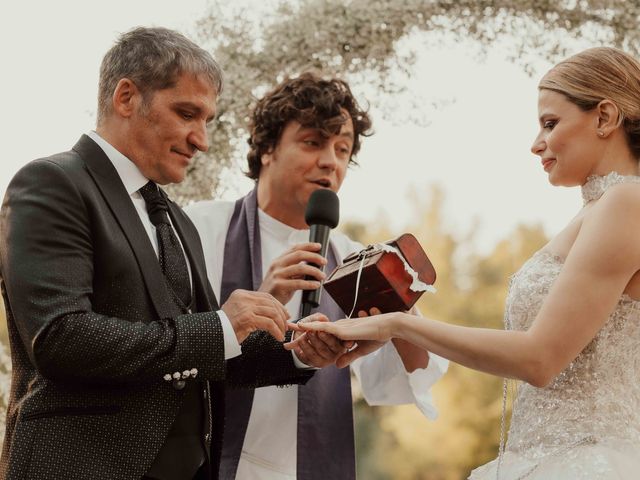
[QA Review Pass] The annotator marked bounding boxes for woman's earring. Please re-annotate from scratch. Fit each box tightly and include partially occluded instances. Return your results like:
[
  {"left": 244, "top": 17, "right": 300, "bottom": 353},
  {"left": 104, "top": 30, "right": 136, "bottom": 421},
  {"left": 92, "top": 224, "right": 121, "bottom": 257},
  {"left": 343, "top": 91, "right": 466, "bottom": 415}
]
[{"left": 597, "top": 130, "right": 605, "bottom": 137}]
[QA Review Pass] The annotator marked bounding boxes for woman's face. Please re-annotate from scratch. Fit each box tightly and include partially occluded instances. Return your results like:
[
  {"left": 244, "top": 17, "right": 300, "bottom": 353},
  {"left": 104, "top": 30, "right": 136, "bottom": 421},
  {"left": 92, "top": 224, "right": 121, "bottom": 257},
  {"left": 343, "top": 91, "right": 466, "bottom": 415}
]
[{"left": 531, "top": 89, "right": 601, "bottom": 186}]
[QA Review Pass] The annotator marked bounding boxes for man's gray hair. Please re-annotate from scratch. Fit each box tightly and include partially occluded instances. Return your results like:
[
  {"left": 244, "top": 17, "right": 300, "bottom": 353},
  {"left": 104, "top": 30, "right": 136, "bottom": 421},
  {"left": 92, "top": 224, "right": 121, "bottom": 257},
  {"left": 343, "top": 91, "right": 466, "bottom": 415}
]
[{"left": 97, "top": 26, "right": 223, "bottom": 124}]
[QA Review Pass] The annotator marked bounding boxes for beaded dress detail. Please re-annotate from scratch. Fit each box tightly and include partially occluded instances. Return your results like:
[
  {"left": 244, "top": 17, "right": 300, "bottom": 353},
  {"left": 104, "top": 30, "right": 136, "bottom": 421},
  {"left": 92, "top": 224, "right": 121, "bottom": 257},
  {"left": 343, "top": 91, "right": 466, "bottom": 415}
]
[{"left": 469, "top": 172, "right": 640, "bottom": 479}]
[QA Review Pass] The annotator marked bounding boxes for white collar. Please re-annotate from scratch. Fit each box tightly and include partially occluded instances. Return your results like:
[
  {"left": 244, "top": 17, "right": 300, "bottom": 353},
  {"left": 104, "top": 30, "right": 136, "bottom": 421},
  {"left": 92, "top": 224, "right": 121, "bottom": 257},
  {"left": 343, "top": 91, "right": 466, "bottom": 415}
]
[{"left": 87, "top": 130, "right": 149, "bottom": 195}]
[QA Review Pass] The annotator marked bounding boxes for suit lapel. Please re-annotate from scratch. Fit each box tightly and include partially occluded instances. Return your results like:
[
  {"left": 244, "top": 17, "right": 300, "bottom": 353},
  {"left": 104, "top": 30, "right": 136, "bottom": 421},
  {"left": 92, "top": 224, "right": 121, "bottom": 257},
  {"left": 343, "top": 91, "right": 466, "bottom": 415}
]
[{"left": 73, "top": 135, "right": 176, "bottom": 319}]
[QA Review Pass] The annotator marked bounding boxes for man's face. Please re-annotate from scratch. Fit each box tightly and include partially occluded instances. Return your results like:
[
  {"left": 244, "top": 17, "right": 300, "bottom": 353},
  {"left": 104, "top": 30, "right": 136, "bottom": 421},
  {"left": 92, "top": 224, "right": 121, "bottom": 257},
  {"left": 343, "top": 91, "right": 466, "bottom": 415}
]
[
  {"left": 127, "top": 73, "right": 217, "bottom": 185},
  {"left": 259, "top": 115, "right": 354, "bottom": 227}
]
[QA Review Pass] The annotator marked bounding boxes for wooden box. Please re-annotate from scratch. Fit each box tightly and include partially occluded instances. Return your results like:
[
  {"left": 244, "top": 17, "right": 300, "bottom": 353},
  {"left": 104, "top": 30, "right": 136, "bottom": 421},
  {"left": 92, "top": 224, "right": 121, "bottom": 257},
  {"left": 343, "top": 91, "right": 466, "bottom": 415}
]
[{"left": 324, "top": 233, "right": 436, "bottom": 314}]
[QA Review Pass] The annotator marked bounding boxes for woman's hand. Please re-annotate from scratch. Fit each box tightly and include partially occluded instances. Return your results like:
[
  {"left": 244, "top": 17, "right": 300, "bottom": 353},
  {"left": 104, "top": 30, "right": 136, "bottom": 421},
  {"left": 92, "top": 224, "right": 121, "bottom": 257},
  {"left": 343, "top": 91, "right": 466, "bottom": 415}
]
[{"left": 287, "top": 308, "right": 400, "bottom": 367}]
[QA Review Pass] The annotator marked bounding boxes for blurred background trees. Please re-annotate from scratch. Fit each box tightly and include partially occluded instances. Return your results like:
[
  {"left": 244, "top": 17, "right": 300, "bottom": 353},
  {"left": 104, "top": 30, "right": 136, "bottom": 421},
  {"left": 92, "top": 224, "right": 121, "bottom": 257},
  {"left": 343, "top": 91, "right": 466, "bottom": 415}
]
[{"left": 167, "top": 0, "right": 640, "bottom": 203}]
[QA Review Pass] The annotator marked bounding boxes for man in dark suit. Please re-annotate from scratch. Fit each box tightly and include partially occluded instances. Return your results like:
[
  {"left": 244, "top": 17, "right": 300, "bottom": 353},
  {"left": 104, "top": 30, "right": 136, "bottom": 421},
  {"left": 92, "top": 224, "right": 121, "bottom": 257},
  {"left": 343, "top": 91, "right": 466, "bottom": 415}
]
[{"left": 0, "top": 27, "right": 319, "bottom": 480}]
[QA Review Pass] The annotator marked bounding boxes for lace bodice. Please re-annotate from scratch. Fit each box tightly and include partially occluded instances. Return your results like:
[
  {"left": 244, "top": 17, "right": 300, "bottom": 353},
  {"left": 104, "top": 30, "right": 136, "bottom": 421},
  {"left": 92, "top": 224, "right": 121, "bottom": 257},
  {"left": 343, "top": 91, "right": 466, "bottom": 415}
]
[{"left": 505, "top": 172, "right": 640, "bottom": 460}]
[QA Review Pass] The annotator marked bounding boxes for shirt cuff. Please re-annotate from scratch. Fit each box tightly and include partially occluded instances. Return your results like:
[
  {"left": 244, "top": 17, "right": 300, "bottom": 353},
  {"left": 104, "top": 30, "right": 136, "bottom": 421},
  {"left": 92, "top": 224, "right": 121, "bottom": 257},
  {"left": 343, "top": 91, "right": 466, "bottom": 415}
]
[
  {"left": 407, "top": 352, "right": 449, "bottom": 420},
  {"left": 217, "top": 309, "right": 242, "bottom": 360}
]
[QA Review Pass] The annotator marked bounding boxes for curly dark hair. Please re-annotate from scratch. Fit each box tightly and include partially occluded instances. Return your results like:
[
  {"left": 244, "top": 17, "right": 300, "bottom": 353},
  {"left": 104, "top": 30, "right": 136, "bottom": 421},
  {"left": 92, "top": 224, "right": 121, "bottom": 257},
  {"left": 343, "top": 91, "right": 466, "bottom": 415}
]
[{"left": 246, "top": 72, "right": 372, "bottom": 180}]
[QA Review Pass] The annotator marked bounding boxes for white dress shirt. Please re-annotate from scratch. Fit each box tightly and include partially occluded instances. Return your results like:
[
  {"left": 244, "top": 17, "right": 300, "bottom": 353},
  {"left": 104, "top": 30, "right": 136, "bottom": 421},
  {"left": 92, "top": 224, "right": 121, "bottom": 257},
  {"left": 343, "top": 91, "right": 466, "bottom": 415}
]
[
  {"left": 87, "top": 131, "right": 241, "bottom": 360},
  {"left": 186, "top": 199, "right": 449, "bottom": 479}
]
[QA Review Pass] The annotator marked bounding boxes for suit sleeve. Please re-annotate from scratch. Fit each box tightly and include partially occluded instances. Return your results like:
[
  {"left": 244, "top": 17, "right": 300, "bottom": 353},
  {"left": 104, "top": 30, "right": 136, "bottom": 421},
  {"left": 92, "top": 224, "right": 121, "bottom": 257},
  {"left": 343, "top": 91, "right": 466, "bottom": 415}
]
[
  {"left": 0, "top": 159, "right": 226, "bottom": 386},
  {"left": 225, "top": 330, "right": 314, "bottom": 389}
]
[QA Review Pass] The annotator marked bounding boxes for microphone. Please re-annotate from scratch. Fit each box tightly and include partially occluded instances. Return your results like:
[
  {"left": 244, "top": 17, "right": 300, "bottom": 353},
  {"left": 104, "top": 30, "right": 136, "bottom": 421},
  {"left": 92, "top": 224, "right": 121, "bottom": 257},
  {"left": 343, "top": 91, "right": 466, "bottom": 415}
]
[{"left": 300, "top": 189, "right": 340, "bottom": 318}]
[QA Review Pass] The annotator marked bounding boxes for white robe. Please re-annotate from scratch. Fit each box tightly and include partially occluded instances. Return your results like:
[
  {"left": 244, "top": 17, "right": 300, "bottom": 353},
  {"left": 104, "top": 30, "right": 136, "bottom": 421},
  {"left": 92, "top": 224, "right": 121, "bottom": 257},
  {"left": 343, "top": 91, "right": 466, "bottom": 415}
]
[{"left": 186, "top": 199, "right": 448, "bottom": 479}]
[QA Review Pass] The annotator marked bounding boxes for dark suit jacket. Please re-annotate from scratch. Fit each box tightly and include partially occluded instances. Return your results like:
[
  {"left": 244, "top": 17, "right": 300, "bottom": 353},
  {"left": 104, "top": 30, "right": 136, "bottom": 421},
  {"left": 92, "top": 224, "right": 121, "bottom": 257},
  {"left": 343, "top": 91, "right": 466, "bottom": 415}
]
[{"left": 0, "top": 135, "right": 313, "bottom": 480}]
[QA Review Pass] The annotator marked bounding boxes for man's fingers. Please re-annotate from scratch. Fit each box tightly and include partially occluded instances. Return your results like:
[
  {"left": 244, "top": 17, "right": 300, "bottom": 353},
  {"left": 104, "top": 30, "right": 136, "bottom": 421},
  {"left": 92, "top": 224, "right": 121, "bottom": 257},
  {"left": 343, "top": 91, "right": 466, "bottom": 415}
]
[
  {"left": 306, "top": 333, "right": 342, "bottom": 359},
  {"left": 276, "top": 249, "right": 327, "bottom": 269},
  {"left": 254, "top": 305, "right": 287, "bottom": 336},
  {"left": 275, "top": 279, "right": 322, "bottom": 292},
  {"left": 293, "top": 345, "right": 308, "bottom": 365},
  {"left": 295, "top": 336, "right": 324, "bottom": 365},
  {"left": 230, "top": 289, "right": 291, "bottom": 314},
  {"left": 335, "top": 340, "right": 385, "bottom": 368},
  {"left": 356, "top": 307, "right": 381, "bottom": 318},
  {"left": 272, "top": 298, "right": 291, "bottom": 324},
  {"left": 316, "top": 331, "right": 349, "bottom": 354},
  {"left": 254, "top": 292, "right": 291, "bottom": 321},
  {"left": 291, "top": 241, "right": 322, "bottom": 250},
  {"left": 252, "top": 314, "right": 286, "bottom": 342},
  {"left": 336, "top": 347, "right": 364, "bottom": 368},
  {"left": 287, "top": 321, "right": 302, "bottom": 332},
  {"left": 283, "top": 332, "right": 307, "bottom": 350},
  {"left": 286, "top": 242, "right": 322, "bottom": 254},
  {"left": 279, "top": 263, "right": 326, "bottom": 281},
  {"left": 223, "top": 289, "right": 297, "bottom": 342}
]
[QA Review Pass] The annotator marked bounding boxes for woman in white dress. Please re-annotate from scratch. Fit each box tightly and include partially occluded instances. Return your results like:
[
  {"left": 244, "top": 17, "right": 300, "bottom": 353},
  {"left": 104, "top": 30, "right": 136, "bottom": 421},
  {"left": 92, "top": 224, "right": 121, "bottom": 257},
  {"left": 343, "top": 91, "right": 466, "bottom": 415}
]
[{"left": 293, "top": 47, "right": 640, "bottom": 478}]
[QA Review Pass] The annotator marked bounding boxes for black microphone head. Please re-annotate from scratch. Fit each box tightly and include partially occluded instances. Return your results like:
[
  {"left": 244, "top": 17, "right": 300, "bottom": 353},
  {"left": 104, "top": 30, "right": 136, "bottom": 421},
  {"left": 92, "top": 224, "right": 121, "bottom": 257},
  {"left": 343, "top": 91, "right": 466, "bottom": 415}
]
[{"left": 305, "top": 189, "right": 339, "bottom": 228}]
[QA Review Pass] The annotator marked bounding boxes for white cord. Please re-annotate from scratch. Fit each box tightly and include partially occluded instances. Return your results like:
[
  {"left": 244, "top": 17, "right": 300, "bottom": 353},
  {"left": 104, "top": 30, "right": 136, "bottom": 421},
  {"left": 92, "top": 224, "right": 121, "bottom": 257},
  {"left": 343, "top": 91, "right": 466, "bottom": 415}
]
[{"left": 347, "top": 254, "right": 367, "bottom": 318}]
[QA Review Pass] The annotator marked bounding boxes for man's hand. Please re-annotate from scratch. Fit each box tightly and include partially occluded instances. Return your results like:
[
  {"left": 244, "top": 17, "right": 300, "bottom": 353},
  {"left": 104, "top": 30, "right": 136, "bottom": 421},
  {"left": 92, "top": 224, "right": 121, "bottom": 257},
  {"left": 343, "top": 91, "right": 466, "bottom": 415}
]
[
  {"left": 291, "top": 308, "right": 390, "bottom": 368},
  {"left": 258, "top": 242, "right": 327, "bottom": 305},
  {"left": 222, "top": 289, "right": 291, "bottom": 343},
  {"left": 285, "top": 314, "right": 353, "bottom": 368}
]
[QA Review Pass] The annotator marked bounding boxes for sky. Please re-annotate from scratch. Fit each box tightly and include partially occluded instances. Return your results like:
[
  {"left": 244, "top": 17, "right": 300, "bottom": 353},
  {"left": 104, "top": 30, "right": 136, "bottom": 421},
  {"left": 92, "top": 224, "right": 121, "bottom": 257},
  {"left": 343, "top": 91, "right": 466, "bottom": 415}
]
[{"left": 1, "top": 0, "right": 587, "bottom": 253}]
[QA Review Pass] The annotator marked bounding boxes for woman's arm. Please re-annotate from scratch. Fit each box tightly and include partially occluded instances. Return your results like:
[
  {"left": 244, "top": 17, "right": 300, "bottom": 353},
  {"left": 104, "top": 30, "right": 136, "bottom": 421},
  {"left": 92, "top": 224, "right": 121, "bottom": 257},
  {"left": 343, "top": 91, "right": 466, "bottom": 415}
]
[{"left": 300, "top": 184, "right": 640, "bottom": 387}]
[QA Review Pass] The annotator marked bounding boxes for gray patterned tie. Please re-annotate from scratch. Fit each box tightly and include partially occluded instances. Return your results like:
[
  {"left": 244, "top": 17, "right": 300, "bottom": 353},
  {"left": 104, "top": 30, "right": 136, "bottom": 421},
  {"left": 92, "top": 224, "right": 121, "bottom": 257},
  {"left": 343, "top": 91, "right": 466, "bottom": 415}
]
[{"left": 139, "top": 181, "right": 192, "bottom": 310}]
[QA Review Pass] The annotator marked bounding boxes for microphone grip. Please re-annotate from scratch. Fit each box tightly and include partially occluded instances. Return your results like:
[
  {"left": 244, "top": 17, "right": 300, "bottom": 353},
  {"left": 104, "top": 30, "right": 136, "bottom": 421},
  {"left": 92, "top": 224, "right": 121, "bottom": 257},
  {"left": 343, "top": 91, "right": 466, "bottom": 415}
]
[
  {"left": 300, "top": 224, "right": 331, "bottom": 311},
  {"left": 310, "top": 224, "right": 331, "bottom": 258},
  {"left": 300, "top": 302, "right": 313, "bottom": 318}
]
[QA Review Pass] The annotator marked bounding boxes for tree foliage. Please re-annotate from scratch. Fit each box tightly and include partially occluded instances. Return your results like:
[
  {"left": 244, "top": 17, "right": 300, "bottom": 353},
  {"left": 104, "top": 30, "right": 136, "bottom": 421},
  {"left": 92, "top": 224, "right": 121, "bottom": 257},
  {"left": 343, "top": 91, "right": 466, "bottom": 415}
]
[{"left": 168, "top": 0, "right": 640, "bottom": 203}]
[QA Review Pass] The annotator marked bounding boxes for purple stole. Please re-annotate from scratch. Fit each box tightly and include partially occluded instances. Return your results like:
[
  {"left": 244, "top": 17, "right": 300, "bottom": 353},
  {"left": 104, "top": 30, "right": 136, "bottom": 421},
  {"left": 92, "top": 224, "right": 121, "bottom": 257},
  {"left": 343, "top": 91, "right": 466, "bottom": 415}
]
[{"left": 219, "top": 188, "right": 356, "bottom": 480}]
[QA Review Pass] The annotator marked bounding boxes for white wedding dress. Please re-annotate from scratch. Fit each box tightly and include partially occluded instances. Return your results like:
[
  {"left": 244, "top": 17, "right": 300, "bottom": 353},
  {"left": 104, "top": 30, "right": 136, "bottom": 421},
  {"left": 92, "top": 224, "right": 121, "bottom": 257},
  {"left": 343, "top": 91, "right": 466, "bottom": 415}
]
[{"left": 469, "top": 173, "right": 640, "bottom": 479}]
